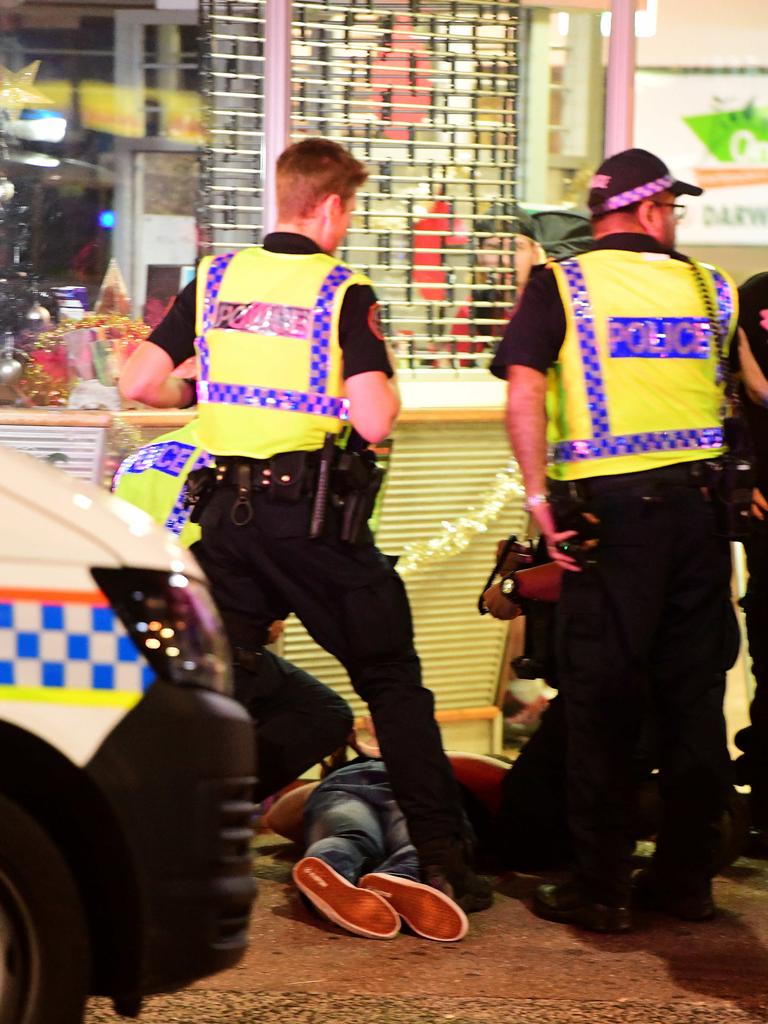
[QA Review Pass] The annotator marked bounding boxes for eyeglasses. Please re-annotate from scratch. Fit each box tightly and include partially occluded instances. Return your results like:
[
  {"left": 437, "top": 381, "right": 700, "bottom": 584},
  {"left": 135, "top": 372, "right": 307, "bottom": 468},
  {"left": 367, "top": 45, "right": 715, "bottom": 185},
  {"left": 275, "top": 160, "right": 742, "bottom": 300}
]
[{"left": 651, "top": 201, "right": 687, "bottom": 222}]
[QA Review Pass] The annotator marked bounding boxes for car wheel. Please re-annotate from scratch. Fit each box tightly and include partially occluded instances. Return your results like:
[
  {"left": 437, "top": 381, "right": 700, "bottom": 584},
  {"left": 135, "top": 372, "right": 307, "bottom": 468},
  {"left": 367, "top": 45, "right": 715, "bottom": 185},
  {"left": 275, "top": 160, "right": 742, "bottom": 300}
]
[{"left": 0, "top": 794, "right": 89, "bottom": 1024}]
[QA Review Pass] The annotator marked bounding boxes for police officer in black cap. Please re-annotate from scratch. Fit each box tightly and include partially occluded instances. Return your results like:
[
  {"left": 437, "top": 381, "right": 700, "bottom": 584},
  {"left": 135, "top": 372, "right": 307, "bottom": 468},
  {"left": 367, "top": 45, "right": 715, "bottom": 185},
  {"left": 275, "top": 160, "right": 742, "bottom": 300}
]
[{"left": 490, "top": 148, "right": 740, "bottom": 932}]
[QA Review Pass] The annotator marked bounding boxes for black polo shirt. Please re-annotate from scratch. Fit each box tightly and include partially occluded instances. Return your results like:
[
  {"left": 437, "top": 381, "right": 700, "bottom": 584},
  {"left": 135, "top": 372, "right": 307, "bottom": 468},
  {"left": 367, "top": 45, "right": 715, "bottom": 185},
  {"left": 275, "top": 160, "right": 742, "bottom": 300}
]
[
  {"left": 148, "top": 232, "right": 393, "bottom": 379},
  {"left": 738, "top": 272, "right": 768, "bottom": 492},
  {"left": 490, "top": 232, "right": 690, "bottom": 378}
]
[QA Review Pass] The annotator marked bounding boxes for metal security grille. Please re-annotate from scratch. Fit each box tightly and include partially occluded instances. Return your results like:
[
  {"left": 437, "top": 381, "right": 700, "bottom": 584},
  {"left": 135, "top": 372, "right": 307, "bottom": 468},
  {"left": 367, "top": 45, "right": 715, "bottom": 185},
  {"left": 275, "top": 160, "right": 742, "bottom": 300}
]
[
  {"left": 200, "top": 0, "right": 519, "bottom": 373},
  {"left": 199, "top": 0, "right": 267, "bottom": 250}
]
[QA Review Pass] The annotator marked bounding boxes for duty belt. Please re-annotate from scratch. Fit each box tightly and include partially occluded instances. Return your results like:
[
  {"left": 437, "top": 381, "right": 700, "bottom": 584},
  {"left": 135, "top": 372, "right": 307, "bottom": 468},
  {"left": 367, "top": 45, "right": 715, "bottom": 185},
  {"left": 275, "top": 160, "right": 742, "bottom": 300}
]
[
  {"left": 548, "top": 458, "right": 720, "bottom": 501},
  {"left": 215, "top": 451, "right": 320, "bottom": 493}
]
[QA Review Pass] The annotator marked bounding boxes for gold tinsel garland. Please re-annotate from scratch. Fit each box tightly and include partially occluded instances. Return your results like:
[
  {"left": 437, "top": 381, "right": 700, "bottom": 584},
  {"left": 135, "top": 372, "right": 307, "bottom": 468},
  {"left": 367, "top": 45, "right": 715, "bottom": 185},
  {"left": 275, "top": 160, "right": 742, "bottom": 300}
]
[
  {"left": 396, "top": 459, "right": 524, "bottom": 578},
  {"left": 21, "top": 313, "right": 152, "bottom": 407},
  {"left": 20, "top": 313, "right": 150, "bottom": 481}
]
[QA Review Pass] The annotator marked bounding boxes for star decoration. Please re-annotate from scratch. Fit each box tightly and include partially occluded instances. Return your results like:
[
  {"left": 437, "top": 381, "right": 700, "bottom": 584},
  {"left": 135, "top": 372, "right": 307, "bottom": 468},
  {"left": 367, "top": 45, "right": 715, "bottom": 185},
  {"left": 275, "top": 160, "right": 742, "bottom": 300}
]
[{"left": 0, "top": 61, "right": 52, "bottom": 119}]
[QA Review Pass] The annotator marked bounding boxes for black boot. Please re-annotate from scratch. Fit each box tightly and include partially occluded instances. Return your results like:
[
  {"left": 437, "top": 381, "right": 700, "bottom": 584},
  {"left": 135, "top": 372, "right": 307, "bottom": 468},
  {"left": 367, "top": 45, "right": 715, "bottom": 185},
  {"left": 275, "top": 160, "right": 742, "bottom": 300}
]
[
  {"left": 416, "top": 837, "right": 493, "bottom": 913},
  {"left": 533, "top": 880, "right": 632, "bottom": 933},
  {"left": 631, "top": 867, "right": 715, "bottom": 921}
]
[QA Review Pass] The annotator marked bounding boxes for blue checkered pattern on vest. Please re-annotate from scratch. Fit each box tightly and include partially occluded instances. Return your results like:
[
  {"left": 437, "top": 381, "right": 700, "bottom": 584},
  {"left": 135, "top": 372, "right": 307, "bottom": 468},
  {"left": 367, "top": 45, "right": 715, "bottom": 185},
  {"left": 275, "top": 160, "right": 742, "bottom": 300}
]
[
  {"left": 196, "top": 254, "right": 351, "bottom": 421},
  {"left": 0, "top": 599, "right": 153, "bottom": 692},
  {"left": 164, "top": 450, "right": 215, "bottom": 536},
  {"left": 112, "top": 439, "right": 199, "bottom": 491},
  {"left": 554, "top": 258, "right": 726, "bottom": 465}
]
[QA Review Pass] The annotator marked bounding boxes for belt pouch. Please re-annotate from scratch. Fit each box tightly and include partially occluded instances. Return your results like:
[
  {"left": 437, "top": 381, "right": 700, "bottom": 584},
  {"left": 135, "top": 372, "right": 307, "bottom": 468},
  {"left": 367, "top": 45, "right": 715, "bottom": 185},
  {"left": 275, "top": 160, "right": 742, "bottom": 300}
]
[{"left": 267, "top": 451, "right": 311, "bottom": 502}]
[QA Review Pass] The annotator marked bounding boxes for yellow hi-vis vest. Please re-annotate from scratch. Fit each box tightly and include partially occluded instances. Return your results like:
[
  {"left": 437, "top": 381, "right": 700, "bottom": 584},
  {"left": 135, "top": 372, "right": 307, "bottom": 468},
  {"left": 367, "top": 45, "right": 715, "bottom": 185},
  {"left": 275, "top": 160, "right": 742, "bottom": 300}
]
[
  {"left": 194, "top": 248, "right": 371, "bottom": 459},
  {"left": 547, "top": 250, "right": 737, "bottom": 481},
  {"left": 112, "top": 420, "right": 212, "bottom": 547}
]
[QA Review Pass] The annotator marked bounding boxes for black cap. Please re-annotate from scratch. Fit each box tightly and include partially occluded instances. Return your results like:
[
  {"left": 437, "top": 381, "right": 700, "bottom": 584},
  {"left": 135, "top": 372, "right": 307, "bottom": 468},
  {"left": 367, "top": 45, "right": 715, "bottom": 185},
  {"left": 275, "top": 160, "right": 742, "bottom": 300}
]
[{"left": 587, "top": 148, "right": 703, "bottom": 215}]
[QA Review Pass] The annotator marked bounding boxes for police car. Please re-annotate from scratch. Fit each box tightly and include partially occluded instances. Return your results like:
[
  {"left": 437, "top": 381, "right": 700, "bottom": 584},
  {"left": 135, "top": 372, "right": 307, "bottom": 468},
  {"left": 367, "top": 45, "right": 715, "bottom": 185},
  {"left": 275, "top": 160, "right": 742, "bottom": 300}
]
[{"left": 0, "top": 445, "right": 256, "bottom": 1022}]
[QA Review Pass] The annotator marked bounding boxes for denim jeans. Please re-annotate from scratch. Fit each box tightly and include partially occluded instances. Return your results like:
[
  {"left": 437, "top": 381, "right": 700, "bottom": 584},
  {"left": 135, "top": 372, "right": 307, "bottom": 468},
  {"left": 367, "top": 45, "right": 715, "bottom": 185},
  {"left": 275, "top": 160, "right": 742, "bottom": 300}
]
[{"left": 304, "top": 760, "right": 420, "bottom": 884}]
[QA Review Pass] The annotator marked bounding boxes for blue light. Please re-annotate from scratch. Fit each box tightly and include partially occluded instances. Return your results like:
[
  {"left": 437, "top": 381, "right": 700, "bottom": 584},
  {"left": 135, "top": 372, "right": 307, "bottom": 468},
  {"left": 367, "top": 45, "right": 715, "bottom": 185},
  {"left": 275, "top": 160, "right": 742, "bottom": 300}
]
[{"left": 99, "top": 210, "right": 116, "bottom": 229}]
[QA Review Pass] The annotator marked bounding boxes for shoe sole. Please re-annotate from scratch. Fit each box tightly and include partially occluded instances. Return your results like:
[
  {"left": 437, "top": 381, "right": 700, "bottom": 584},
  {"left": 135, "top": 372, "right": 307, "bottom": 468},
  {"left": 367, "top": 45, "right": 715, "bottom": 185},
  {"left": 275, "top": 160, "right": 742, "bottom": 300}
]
[
  {"left": 292, "top": 858, "right": 400, "bottom": 939},
  {"left": 359, "top": 873, "right": 469, "bottom": 942}
]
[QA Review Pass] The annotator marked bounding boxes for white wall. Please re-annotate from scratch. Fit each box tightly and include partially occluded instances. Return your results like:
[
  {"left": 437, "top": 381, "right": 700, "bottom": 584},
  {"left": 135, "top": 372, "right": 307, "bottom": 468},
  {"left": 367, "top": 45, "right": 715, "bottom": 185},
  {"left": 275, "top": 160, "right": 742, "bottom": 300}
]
[{"left": 637, "top": 0, "right": 768, "bottom": 68}]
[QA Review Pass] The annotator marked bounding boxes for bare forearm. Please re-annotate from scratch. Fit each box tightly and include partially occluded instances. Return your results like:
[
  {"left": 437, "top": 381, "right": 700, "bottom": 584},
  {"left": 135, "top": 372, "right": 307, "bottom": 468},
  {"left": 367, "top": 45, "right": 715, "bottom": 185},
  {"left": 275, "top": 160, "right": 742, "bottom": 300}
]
[
  {"left": 505, "top": 364, "right": 581, "bottom": 569},
  {"left": 505, "top": 365, "right": 549, "bottom": 495},
  {"left": 119, "top": 341, "right": 194, "bottom": 409}
]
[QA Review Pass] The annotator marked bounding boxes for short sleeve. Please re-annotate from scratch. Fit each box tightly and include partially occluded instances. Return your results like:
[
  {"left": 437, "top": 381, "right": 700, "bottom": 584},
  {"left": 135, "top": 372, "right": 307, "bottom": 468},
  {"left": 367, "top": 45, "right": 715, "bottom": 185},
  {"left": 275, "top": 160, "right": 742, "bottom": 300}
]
[
  {"left": 148, "top": 279, "right": 198, "bottom": 367},
  {"left": 339, "top": 284, "right": 394, "bottom": 379}
]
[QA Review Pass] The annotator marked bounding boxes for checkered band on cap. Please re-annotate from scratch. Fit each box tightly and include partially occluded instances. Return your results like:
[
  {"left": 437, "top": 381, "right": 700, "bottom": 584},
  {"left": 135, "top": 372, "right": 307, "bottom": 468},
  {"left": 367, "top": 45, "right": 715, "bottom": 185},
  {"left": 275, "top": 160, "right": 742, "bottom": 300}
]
[
  {"left": 592, "top": 174, "right": 674, "bottom": 215},
  {"left": 199, "top": 257, "right": 353, "bottom": 422},
  {"left": 555, "top": 258, "right": 724, "bottom": 467},
  {"left": 0, "top": 596, "right": 153, "bottom": 693}
]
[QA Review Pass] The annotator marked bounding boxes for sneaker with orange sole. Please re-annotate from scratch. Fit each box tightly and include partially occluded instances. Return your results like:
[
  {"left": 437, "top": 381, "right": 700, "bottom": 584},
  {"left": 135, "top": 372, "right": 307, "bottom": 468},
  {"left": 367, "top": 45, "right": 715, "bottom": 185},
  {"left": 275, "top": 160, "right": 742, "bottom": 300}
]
[
  {"left": 292, "top": 857, "right": 400, "bottom": 940},
  {"left": 359, "top": 872, "right": 469, "bottom": 941}
]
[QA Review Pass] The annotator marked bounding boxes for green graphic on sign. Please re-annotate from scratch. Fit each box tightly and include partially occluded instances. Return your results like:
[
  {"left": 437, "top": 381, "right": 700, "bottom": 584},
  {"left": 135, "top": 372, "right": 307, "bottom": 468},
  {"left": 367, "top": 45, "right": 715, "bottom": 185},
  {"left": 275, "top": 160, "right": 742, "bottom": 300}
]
[{"left": 684, "top": 103, "right": 768, "bottom": 164}]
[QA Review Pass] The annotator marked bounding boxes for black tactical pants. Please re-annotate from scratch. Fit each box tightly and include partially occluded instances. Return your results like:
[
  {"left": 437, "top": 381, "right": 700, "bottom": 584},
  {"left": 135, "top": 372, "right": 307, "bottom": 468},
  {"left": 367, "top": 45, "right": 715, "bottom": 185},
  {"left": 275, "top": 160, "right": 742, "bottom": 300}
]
[
  {"left": 196, "top": 486, "right": 464, "bottom": 848},
  {"left": 741, "top": 518, "right": 768, "bottom": 827},
  {"left": 554, "top": 472, "right": 737, "bottom": 905}
]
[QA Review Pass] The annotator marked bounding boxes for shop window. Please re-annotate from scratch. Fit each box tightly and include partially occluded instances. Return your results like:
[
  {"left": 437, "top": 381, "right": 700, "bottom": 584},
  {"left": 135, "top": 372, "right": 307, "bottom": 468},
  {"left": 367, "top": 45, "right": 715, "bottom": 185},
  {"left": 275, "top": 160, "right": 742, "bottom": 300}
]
[{"left": 202, "top": 0, "right": 519, "bottom": 375}]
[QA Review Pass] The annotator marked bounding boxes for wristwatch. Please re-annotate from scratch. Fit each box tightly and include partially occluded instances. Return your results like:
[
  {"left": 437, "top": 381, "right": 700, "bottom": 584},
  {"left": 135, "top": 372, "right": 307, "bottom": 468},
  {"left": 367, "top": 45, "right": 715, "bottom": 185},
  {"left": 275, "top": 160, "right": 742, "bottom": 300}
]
[
  {"left": 499, "top": 573, "right": 519, "bottom": 601},
  {"left": 524, "top": 492, "right": 549, "bottom": 512}
]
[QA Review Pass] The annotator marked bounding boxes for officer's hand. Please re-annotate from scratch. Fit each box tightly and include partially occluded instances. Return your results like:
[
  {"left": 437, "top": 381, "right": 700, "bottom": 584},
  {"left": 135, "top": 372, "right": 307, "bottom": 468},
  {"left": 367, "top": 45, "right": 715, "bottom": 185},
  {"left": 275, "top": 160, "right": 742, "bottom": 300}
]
[
  {"left": 528, "top": 502, "right": 582, "bottom": 571},
  {"left": 752, "top": 487, "right": 768, "bottom": 521},
  {"left": 482, "top": 582, "right": 523, "bottom": 620}
]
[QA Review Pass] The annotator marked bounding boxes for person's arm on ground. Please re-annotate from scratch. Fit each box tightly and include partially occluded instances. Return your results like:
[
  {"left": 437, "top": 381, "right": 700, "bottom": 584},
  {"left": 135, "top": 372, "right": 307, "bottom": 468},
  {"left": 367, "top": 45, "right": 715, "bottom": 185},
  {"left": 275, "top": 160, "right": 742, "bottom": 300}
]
[
  {"left": 119, "top": 341, "right": 195, "bottom": 408},
  {"left": 505, "top": 364, "right": 579, "bottom": 570}
]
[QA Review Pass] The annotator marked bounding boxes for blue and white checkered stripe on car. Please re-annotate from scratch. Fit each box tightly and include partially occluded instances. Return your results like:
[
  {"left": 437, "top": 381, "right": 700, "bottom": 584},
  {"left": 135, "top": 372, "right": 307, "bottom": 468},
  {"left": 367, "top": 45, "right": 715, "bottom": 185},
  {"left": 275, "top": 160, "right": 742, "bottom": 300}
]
[
  {"left": 196, "top": 255, "right": 350, "bottom": 420},
  {"left": 554, "top": 258, "right": 724, "bottom": 464},
  {"left": 0, "top": 596, "right": 153, "bottom": 697}
]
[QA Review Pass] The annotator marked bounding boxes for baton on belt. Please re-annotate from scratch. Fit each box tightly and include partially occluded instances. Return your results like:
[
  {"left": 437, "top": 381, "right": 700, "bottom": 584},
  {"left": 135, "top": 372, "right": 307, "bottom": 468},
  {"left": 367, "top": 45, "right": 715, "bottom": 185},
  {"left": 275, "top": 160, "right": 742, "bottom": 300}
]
[{"left": 310, "top": 432, "right": 337, "bottom": 539}]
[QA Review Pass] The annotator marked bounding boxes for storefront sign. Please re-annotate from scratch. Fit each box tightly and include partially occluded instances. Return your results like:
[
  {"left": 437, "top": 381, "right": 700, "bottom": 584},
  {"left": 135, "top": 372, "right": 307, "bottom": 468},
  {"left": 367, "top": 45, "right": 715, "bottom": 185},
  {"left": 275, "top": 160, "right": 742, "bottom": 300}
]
[{"left": 636, "top": 72, "right": 768, "bottom": 245}]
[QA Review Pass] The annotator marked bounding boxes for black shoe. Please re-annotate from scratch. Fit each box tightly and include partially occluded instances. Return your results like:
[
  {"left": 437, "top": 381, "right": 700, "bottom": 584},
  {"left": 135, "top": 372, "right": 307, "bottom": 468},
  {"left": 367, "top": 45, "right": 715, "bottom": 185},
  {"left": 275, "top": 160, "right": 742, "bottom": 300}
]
[
  {"left": 631, "top": 868, "right": 715, "bottom": 921},
  {"left": 533, "top": 881, "right": 632, "bottom": 933},
  {"left": 417, "top": 837, "right": 493, "bottom": 913}
]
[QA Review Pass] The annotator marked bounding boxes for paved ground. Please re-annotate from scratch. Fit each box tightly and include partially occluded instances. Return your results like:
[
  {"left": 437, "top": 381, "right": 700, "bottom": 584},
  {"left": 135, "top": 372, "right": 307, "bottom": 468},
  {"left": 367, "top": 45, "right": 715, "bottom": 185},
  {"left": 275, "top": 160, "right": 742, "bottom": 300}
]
[{"left": 85, "top": 832, "right": 768, "bottom": 1024}]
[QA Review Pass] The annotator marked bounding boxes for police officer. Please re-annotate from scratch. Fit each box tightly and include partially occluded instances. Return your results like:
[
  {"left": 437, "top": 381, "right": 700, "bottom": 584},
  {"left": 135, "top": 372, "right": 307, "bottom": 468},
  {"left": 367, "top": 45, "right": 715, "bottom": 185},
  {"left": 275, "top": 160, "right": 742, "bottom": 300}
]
[
  {"left": 491, "top": 148, "right": 739, "bottom": 931},
  {"left": 119, "top": 138, "right": 490, "bottom": 912},
  {"left": 112, "top": 420, "right": 354, "bottom": 801},
  {"left": 734, "top": 273, "right": 768, "bottom": 854}
]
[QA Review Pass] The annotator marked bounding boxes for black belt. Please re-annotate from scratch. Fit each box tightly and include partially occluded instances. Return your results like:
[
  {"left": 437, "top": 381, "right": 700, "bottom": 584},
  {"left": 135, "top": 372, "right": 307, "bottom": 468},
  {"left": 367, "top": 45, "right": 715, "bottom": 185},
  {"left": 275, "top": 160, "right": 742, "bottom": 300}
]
[
  {"left": 548, "top": 458, "right": 719, "bottom": 501},
  {"left": 215, "top": 451, "right": 320, "bottom": 492}
]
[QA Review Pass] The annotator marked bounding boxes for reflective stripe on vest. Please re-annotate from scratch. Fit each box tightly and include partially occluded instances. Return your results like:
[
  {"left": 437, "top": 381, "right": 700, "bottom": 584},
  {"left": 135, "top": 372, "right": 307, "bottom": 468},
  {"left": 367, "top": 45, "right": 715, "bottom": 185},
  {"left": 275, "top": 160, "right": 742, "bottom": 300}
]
[
  {"left": 112, "top": 431, "right": 213, "bottom": 541},
  {"left": 164, "top": 450, "right": 214, "bottom": 537},
  {"left": 553, "top": 258, "right": 726, "bottom": 466},
  {"left": 196, "top": 254, "right": 350, "bottom": 421}
]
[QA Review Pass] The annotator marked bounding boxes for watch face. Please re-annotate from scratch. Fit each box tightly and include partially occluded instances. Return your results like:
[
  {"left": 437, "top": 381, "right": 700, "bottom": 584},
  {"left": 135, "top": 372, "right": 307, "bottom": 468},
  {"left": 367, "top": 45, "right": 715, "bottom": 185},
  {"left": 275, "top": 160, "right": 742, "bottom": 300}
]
[{"left": 501, "top": 577, "right": 515, "bottom": 595}]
